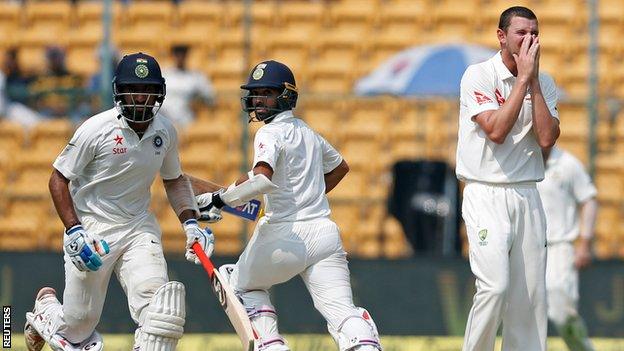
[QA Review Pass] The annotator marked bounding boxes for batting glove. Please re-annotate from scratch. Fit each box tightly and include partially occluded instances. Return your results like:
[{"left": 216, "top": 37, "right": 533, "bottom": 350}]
[
  {"left": 183, "top": 219, "right": 215, "bottom": 264},
  {"left": 196, "top": 192, "right": 223, "bottom": 223},
  {"left": 63, "top": 224, "right": 110, "bottom": 272}
]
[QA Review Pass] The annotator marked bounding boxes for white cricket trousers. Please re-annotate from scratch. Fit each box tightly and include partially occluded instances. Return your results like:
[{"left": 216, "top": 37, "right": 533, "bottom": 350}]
[
  {"left": 230, "top": 216, "right": 363, "bottom": 334},
  {"left": 461, "top": 182, "right": 548, "bottom": 351},
  {"left": 546, "top": 242, "right": 579, "bottom": 326},
  {"left": 58, "top": 215, "right": 169, "bottom": 343}
]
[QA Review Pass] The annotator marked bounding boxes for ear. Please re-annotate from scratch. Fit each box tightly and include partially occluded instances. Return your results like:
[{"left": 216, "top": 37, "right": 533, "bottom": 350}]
[{"left": 496, "top": 28, "right": 506, "bottom": 46}]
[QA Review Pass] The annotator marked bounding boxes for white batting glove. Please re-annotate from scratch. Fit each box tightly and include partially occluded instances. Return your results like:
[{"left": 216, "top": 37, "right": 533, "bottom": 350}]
[
  {"left": 183, "top": 219, "right": 215, "bottom": 264},
  {"left": 63, "top": 224, "right": 110, "bottom": 272},
  {"left": 196, "top": 192, "right": 223, "bottom": 223}
]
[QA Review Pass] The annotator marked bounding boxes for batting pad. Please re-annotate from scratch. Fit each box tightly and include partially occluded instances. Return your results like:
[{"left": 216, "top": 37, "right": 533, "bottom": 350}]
[{"left": 137, "top": 281, "right": 186, "bottom": 351}]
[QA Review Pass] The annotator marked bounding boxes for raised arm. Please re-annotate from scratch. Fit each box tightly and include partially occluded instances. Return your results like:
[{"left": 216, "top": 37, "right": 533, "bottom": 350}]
[
  {"left": 473, "top": 79, "right": 530, "bottom": 144},
  {"left": 530, "top": 45, "right": 560, "bottom": 148}
]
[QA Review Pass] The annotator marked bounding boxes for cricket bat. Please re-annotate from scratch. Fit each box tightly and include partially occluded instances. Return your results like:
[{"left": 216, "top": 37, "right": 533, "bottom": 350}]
[
  {"left": 222, "top": 199, "right": 262, "bottom": 221},
  {"left": 192, "top": 242, "right": 258, "bottom": 351}
]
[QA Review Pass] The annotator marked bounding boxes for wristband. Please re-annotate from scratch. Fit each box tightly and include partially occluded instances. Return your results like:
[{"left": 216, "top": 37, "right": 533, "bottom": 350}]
[{"left": 212, "top": 192, "right": 226, "bottom": 209}]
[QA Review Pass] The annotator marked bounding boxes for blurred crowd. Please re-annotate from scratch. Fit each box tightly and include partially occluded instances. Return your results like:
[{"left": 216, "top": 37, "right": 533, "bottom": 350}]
[{"left": 0, "top": 43, "right": 215, "bottom": 128}]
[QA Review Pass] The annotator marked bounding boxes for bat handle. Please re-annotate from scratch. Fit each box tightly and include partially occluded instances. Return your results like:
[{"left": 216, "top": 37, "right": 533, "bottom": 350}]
[{"left": 192, "top": 241, "right": 215, "bottom": 278}]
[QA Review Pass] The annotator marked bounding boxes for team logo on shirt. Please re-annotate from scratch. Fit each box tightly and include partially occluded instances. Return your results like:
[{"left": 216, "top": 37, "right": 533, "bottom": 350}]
[
  {"left": 153, "top": 135, "right": 163, "bottom": 149},
  {"left": 478, "top": 229, "right": 488, "bottom": 246},
  {"left": 474, "top": 91, "right": 493, "bottom": 105},
  {"left": 113, "top": 134, "right": 127, "bottom": 154},
  {"left": 494, "top": 89, "right": 505, "bottom": 105}
]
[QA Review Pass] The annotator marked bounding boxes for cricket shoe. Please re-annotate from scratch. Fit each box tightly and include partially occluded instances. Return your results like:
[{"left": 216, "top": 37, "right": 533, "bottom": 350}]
[{"left": 24, "top": 287, "right": 57, "bottom": 351}]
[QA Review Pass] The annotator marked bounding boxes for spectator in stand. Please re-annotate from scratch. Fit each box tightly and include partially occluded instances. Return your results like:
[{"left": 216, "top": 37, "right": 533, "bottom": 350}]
[
  {"left": 0, "top": 48, "right": 42, "bottom": 127},
  {"left": 160, "top": 45, "right": 215, "bottom": 128},
  {"left": 29, "top": 46, "right": 85, "bottom": 121}
]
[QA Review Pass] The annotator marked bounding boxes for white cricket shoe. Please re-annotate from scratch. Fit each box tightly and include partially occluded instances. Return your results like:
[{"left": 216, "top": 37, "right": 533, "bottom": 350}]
[{"left": 24, "top": 287, "right": 57, "bottom": 351}]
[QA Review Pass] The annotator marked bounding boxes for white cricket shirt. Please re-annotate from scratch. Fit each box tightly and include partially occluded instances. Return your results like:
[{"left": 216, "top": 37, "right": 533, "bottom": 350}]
[
  {"left": 53, "top": 108, "right": 182, "bottom": 224},
  {"left": 537, "top": 148, "right": 597, "bottom": 243},
  {"left": 160, "top": 67, "right": 215, "bottom": 127},
  {"left": 252, "top": 110, "right": 343, "bottom": 222},
  {"left": 456, "top": 52, "right": 559, "bottom": 183}
]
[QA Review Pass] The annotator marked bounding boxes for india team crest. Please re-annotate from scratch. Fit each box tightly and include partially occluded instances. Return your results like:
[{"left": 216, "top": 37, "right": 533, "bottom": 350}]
[
  {"left": 153, "top": 135, "right": 163, "bottom": 149},
  {"left": 478, "top": 229, "right": 488, "bottom": 246},
  {"left": 135, "top": 64, "right": 149, "bottom": 78},
  {"left": 252, "top": 63, "right": 267, "bottom": 80}
]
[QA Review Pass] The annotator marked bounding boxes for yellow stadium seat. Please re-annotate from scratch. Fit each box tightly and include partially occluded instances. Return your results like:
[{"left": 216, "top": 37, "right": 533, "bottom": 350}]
[
  {"left": 598, "top": 0, "right": 624, "bottom": 25},
  {"left": 5, "top": 169, "right": 51, "bottom": 198},
  {"left": 75, "top": 1, "right": 123, "bottom": 28},
  {"left": 382, "top": 215, "right": 412, "bottom": 258},
  {"left": 0, "top": 2, "right": 22, "bottom": 43},
  {"left": 431, "top": 0, "right": 477, "bottom": 26},
  {"left": 278, "top": 1, "right": 325, "bottom": 30},
  {"left": 24, "top": 1, "right": 71, "bottom": 33},
  {"left": 125, "top": 1, "right": 174, "bottom": 32},
  {"left": 30, "top": 118, "right": 73, "bottom": 142},
  {"left": 177, "top": 0, "right": 221, "bottom": 27},
  {"left": 378, "top": 0, "right": 429, "bottom": 28},
  {"left": 224, "top": 1, "right": 278, "bottom": 28},
  {"left": 327, "top": 171, "right": 368, "bottom": 201},
  {"left": 0, "top": 218, "right": 42, "bottom": 251},
  {"left": 327, "top": 0, "right": 379, "bottom": 29},
  {"left": 0, "top": 121, "right": 27, "bottom": 151},
  {"left": 115, "top": 27, "right": 165, "bottom": 59}
]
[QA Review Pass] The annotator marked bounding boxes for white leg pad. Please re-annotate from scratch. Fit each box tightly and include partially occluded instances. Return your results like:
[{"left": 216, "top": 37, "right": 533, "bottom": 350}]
[
  {"left": 328, "top": 307, "right": 382, "bottom": 351},
  {"left": 135, "top": 281, "right": 186, "bottom": 351},
  {"left": 247, "top": 305, "right": 289, "bottom": 351}
]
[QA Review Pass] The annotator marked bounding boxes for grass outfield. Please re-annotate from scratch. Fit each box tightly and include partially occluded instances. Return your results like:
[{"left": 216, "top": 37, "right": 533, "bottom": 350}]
[{"left": 8, "top": 334, "right": 624, "bottom": 351}]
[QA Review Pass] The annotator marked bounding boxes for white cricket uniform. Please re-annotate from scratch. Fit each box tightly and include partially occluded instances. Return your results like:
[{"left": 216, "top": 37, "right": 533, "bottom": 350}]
[
  {"left": 457, "top": 52, "right": 559, "bottom": 351},
  {"left": 52, "top": 108, "right": 182, "bottom": 343},
  {"left": 159, "top": 67, "right": 215, "bottom": 127},
  {"left": 229, "top": 110, "right": 364, "bottom": 344},
  {"left": 537, "top": 148, "right": 597, "bottom": 326}
]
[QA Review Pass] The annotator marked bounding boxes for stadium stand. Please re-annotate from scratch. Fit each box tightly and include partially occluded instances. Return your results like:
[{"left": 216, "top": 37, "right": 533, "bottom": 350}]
[{"left": 0, "top": 0, "right": 622, "bottom": 260}]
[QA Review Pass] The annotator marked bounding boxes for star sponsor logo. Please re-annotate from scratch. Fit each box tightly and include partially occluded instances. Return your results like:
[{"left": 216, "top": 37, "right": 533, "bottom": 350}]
[{"left": 113, "top": 135, "right": 127, "bottom": 154}]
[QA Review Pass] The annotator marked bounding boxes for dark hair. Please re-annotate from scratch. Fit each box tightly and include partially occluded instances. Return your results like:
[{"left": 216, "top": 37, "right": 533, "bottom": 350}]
[
  {"left": 498, "top": 6, "right": 537, "bottom": 32},
  {"left": 171, "top": 45, "right": 189, "bottom": 55}
]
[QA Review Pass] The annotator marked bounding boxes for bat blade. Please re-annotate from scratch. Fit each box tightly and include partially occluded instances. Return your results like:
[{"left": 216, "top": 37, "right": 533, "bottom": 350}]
[
  {"left": 192, "top": 242, "right": 257, "bottom": 350},
  {"left": 222, "top": 199, "right": 262, "bottom": 221}
]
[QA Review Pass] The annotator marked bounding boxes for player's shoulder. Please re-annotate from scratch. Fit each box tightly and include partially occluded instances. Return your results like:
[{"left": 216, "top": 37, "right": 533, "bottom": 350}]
[
  {"left": 153, "top": 113, "right": 177, "bottom": 132},
  {"left": 557, "top": 148, "right": 587, "bottom": 171},
  {"left": 461, "top": 59, "right": 495, "bottom": 85},
  {"left": 538, "top": 72, "right": 557, "bottom": 89},
  {"left": 76, "top": 108, "right": 118, "bottom": 133}
]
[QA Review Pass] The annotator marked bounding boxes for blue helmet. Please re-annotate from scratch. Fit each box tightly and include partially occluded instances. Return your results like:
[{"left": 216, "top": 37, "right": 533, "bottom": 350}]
[
  {"left": 241, "top": 60, "right": 298, "bottom": 123},
  {"left": 112, "top": 52, "right": 166, "bottom": 123}
]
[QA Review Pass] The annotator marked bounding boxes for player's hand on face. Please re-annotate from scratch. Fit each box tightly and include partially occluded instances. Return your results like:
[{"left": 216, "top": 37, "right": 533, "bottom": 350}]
[
  {"left": 514, "top": 34, "right": 539, "bottom": 82},
  {"left": 183, "top": 219, "right": 215, "bottom": 264},
  {"left": 63, "top": 224, "right": 110, "bottom": 272},
  {"left": 531, "top": 35, "right": 540, "bottom": 79},
  {"left": 196, "top": 192, "right": 223, "bottom": 223}
]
